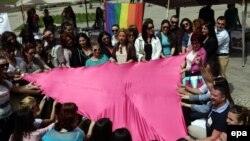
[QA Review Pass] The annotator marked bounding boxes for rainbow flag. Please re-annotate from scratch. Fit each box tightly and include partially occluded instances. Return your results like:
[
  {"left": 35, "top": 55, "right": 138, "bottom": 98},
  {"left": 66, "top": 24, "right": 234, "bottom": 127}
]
[{"left": 105, "top": 2, "right": 144, "bottom": 34}]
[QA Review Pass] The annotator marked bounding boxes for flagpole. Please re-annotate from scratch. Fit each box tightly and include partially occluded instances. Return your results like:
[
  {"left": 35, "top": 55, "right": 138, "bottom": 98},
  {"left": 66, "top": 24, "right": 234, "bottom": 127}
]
[
  {"left": 166, "top": 0, "right": 170, "bottom": 19},
  {"left": 84, "top": 0, "right": 89, "bottom": 27},
  {"left": 20, "top": 0, "right": 25, "bottom": 24}
]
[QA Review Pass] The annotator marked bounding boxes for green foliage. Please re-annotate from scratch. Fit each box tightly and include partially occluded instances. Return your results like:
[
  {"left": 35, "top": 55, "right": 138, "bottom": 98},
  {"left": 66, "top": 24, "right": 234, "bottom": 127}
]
[
  {"left": 14, "top": 12, "right": 96, "bottom": 31},
  {"left": 0, "top": 0, "right": 18, "bottom": 4}
]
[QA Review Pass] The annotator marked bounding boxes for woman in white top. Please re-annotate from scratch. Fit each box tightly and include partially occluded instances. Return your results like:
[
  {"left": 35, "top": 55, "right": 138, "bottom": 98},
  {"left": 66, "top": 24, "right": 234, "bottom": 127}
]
[
  {"left": 134, "top": 20, "right": 162, "bottom": 62},
  {"left": 110, "top": 29, "right": 136, "bottom": 64},
  {"left": 60, "top": 32, "right": 75, "bottom": 67}
]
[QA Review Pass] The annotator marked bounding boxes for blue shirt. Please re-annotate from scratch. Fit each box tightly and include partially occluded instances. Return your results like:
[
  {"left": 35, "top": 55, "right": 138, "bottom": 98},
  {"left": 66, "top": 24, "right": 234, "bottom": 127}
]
[
  {"left": 85, "top": 54, "right": 109, "bottom": 67},
  {"left": 42, "top": 127, "right": 84, "bottom": 141},
  {"left": 161, "top": 32, "right": 171, "bottom": 56}
]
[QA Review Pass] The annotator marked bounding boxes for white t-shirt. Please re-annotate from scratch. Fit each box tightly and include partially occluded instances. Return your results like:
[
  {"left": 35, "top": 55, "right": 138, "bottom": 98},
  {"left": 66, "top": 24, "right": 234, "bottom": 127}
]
[{"left": 0, "top": 80, "right": 13, "bottom": 119}]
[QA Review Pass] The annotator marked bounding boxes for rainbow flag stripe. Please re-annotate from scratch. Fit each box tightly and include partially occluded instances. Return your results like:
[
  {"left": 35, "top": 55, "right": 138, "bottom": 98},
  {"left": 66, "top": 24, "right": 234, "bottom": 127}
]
[{"left": 105, "top": 2, "right": 144, "bottom": 34}]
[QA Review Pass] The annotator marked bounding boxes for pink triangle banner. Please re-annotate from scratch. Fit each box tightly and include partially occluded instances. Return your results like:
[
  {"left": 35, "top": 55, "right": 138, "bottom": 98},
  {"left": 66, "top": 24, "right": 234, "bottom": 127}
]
[{"left": 24, "top": 55, "right": 187, "bottom": 141}]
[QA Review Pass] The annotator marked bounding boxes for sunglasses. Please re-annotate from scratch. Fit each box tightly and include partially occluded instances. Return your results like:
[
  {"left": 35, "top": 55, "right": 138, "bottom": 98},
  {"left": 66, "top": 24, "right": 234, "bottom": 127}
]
[
  {"left": 93, "top": 49, "right": 101, "bottom": 52},
  {"left": 0, "top": 63, "right": 9, "bottom": 69},
  {"left": 162, "top": 26, "right": 169, "bottom": 29},
  {"left": 147, "top": 26, "right": 154, "bottom": 30},
  {"left": 112, "top": 29, "right": 118, "bottom": 32},
  {"left": 171, "top": 21, "right": 178, "bottom": 24}
]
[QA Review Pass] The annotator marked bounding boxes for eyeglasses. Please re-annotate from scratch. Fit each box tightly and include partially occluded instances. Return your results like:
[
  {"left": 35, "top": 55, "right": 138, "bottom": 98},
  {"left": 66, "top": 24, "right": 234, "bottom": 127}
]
[
  {"left": 162, "top": 26, "right": 169, "bottom": 29},
  {"left": 147, "top": 26, "right": 154, "bottom": 30},
  {"left": 0, "top": 63, "right": 9, "bottom": 69},
  {"left": 112, "top": 29, "right": 118, "bottom": 32},
  {"left": 93, "top": 48, "right": 101, "bottom": 52}
]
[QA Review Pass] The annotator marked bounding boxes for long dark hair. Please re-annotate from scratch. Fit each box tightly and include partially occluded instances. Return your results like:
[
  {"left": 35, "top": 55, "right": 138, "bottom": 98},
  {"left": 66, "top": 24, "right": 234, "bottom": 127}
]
[
  {"left": 180, "top": 18, "right": 193, "bottom": 33},
  {"left": 98, "top": 31, "right": 112, "bottom": 47},
  {"left": 77, "top": 33, "right": 91, "bottom": 48},
  {"left": 54, "top": 102, "right": 78, "bottom": 132},
  {"left": 160, "top": 19, "right": 174, "bottom": 47},
  {"left": 203, "top": 22, "right": 217, "bottom": 39},
  {"left": 229, "top": 105, "right": 250, "bottom": 125},
  {"left": 141, "top": 20, "right": 156, "bottom": 43},
  {"left": 11, "top": 108, "right": 35, "bottom": 141},
  {"left": 89, "top": 118, "right": 113, "bottom": 141},
  {"left": 110, "top": 128, "right": 132, "bottom": 141}
]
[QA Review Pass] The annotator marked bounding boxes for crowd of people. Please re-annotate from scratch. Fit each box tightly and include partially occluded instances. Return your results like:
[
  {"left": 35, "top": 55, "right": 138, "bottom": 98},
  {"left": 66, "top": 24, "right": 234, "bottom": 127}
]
[{"left": 0, "top": 3, "right": 249, "bottom": 141}]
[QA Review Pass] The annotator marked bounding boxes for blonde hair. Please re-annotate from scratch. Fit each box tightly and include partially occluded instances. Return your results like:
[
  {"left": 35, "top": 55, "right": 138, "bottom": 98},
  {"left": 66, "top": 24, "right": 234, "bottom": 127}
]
[{"left": 19, "top": 96, "right": 37, "bottom": 110}]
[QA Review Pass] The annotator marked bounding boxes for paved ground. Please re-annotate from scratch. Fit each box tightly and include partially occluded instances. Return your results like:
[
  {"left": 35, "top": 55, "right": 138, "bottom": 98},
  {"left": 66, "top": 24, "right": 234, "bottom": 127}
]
[{"left": 8, "top": 0, "right": 250, "bottom": 107}]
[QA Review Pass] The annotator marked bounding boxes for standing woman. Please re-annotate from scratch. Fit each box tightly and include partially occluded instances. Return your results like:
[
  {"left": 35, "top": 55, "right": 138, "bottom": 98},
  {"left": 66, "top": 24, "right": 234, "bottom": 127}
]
[
  {"left": 98, "top": 31, "right": 114, "bottom": 58},
  {"left": 202, "top": 23, "right": 218, "bottom": 61},
  {"left": 180, "top": 18, "right": 193, "bottom": 53},
  {"left": 60, "top": 32, "right": 75, "bottom": 67},
  {"left": 111, "top": 29, "right": 136, "bottom": 64},
  {"left": 85, "top": 42, "right": 109, "bottom": 67},
  {"left": 127, "top": 25, "right": 139, "bottom": 44},
  {"left": 156, "top": 19, "right": 175, "bottom": 57},
  {"left": 134, "top": 20, "right": 162, "bottom": 61},
  {"left": 186, "top": 19, "right": 204, "bottom": 49},
  {"left": 71, "top": 33, "right": 92, "bottom": 67},
  {"left": 93, "top": 7, "right": 105, "bottom": 30}
]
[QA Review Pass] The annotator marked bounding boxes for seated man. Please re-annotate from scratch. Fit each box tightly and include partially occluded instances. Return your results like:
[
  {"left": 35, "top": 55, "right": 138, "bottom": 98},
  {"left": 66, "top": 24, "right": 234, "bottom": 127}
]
[{"left": 186, "top": 58, "right": 234, "bottom": 140}]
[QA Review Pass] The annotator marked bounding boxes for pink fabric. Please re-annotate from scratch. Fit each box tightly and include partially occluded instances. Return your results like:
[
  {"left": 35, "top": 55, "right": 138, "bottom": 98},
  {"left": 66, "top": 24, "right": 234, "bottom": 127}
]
[
  {"left": 187, "top": 47, "right": 207, "bottom": 73},
  {"left": 24, "top": 55, "right": 187, "bottom": 141}
]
